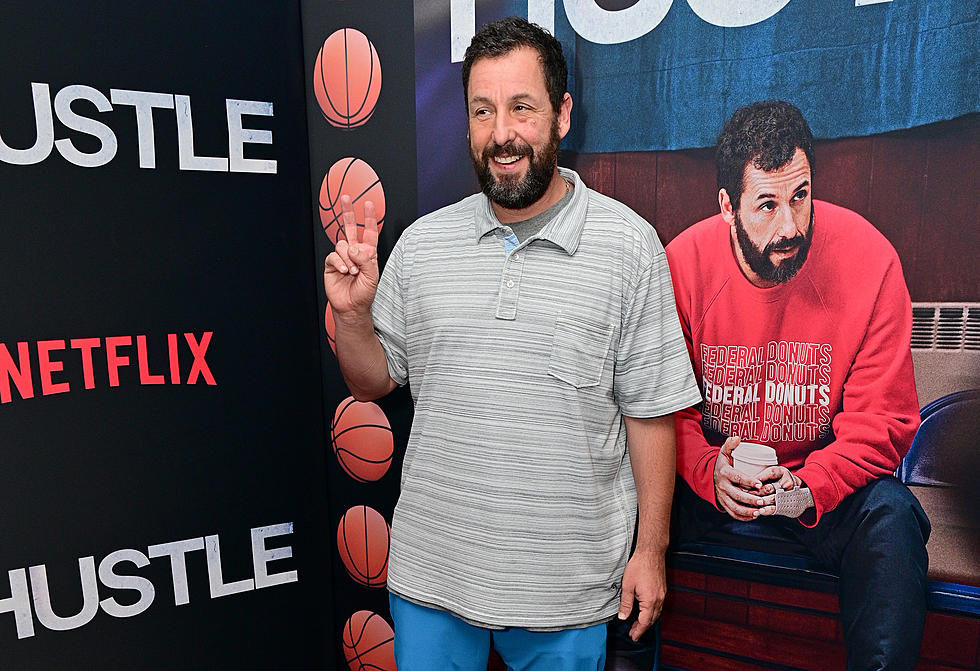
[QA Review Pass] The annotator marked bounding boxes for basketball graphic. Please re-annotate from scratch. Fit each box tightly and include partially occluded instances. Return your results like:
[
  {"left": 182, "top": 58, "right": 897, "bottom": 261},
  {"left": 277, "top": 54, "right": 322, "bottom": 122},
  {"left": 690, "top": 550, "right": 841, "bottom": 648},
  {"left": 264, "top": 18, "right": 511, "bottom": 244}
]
[
  {"left": 342, "top": 610, "right": 396, "bottom": 671},
  {"left": 313, "top": 28, "right": 382, "bottom": 129},
  {"left": 319, "top": 157, "right": 386, "bottom": 245},
  {"left": 337, "top": 505, "right": 390, "bottom": 588},
  {"left": 331, "top": 396, "right": 393, "bottom": 482},
  {"left": 324, "top": 302, "right": 337, "bottom": 354}
]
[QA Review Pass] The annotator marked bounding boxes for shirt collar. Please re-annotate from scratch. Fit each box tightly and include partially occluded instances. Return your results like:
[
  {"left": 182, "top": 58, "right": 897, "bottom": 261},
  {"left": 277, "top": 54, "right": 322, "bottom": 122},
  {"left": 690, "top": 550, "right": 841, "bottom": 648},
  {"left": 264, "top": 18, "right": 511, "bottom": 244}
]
[{"left": 473, "top": 167, "right": 587, "bottom": 255}]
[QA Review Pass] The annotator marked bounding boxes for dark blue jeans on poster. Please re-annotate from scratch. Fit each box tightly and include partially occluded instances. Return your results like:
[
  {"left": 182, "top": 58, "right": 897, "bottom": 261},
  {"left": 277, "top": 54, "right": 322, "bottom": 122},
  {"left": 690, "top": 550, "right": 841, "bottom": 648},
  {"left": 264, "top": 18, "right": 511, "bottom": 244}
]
[
  {"left": 605, "top": 616, "right": 659, "bottom": 671},
  {"left": 670, "top": 476, "right": 931, "bottom": 671}
]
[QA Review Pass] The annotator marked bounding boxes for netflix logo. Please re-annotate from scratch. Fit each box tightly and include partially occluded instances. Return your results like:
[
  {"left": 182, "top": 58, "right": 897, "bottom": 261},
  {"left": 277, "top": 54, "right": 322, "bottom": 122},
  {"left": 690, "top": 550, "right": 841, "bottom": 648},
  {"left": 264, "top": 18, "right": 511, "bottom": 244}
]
[{"left": 1, "top": 331, "right": 216, "bottom": 404}]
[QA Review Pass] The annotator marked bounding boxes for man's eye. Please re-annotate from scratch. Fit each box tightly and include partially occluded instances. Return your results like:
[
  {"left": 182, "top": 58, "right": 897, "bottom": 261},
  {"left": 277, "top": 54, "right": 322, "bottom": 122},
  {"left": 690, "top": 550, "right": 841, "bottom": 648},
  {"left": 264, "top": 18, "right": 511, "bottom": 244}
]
[
  {"left": 760, "top": 201, "right": 775, "bottom": 211},
  {"left": 793, "top": 190, "right": 808, "bottom": 201}
]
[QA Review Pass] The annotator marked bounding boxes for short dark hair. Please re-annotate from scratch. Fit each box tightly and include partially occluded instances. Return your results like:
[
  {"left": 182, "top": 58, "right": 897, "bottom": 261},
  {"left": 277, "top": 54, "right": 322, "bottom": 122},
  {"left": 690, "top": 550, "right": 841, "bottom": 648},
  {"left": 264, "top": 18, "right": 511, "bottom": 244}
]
[
  {"left": 716, "top": 100, "right": 815, "bottom": 211},
  {"left": 461, "top": 16, "right": 568, "bottom": 115}
]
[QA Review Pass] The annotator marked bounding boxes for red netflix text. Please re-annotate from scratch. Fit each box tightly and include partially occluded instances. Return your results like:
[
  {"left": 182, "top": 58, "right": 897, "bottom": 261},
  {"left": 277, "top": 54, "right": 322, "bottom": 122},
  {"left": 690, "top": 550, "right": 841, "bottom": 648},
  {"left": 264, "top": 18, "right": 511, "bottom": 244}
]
[{"left": 1, "top": 332, "right": 216, "bottom": 404}]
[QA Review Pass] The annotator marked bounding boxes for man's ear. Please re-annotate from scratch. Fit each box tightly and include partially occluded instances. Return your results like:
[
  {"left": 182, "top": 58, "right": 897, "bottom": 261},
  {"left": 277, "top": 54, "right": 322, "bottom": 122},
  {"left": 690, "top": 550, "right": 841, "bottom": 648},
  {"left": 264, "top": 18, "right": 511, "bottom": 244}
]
[
  {"left": 719, "top": 189, "right": 736, "bottom": 227},
  {"left": 557, "top": 92, "right": 572, "bottom": 140}
]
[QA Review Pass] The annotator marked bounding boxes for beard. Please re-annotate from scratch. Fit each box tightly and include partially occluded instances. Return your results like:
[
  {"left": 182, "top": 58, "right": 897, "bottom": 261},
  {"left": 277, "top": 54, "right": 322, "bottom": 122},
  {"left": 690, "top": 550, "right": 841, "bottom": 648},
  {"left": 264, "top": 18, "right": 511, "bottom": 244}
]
[
  {"left": 735, "top": 206, "right": 814, "bottom": 284},
  {"left": 470, "top": 117, "right": 561, "bottom": 210}
]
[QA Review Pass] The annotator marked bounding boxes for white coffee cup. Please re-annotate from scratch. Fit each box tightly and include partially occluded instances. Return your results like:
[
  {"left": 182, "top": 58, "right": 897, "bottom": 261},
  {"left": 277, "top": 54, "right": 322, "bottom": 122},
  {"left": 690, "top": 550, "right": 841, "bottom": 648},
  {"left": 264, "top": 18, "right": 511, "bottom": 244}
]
[{"left": 731, "top": 441, "right": 778, "bottom": 476}]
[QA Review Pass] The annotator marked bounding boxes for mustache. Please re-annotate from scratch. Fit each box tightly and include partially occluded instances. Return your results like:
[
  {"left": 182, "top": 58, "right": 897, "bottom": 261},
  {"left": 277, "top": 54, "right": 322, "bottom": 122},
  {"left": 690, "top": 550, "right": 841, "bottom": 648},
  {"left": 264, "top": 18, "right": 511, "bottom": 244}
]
[
  {"left": 483, "top": 141, "right": 531, "bottom": 160},
  {"left": 767, "top": 235, "right": 806, "bottom": 253}
]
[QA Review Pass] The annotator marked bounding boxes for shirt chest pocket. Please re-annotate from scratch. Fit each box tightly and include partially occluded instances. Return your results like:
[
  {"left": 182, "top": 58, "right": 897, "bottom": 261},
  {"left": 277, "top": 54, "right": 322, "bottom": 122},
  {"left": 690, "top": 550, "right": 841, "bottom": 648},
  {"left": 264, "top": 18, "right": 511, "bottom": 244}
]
[{"left": 548, "top": 313, "right": 614, "bottom": 388}]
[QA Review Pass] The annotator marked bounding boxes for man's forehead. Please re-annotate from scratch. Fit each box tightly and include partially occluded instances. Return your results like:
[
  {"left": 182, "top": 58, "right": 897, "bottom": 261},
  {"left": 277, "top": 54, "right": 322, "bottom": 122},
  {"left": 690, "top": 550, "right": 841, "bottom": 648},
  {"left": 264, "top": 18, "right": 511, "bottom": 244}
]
[
  {"left": 468, "top": 47, "right": 546, "bottom": 89},
  {"left": 743, "top": 148, "right": 811, "bottom": 195},
  {"left": 471, "top": 44, "right": 541, "bottom": 67}
]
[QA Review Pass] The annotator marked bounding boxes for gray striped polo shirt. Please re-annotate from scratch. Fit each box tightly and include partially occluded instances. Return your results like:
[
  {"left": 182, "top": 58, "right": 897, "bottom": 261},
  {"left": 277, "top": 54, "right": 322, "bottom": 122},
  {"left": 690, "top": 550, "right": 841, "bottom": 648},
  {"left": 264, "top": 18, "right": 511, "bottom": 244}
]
[{"left": 372, "top": 167, "right": 701, "bottom": 630}]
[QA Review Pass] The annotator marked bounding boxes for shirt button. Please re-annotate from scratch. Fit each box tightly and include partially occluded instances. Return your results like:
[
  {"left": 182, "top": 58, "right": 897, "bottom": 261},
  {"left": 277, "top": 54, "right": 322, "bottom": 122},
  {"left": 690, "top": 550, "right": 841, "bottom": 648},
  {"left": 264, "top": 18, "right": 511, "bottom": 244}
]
[
  {"left": 512, "top": 253, "right": 519, "bottom": 261},
  {"left": 506, "top": 280, "right": 514, "bottom": 288}
]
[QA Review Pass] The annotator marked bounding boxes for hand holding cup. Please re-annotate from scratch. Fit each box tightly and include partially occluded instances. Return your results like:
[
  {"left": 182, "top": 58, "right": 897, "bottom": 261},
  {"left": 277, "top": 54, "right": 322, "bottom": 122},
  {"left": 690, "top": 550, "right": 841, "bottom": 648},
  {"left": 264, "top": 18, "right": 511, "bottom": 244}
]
[{"left": 713, "top": 437, "right": 778, "bottom": 520}]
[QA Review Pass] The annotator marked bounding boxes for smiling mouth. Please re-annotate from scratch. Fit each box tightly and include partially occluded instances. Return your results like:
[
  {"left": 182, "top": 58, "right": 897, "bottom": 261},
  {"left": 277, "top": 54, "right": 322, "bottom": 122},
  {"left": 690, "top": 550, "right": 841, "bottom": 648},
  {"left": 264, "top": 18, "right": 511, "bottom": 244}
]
[{"left": 493, "top": 155, "right": 524, "bottom": 165}]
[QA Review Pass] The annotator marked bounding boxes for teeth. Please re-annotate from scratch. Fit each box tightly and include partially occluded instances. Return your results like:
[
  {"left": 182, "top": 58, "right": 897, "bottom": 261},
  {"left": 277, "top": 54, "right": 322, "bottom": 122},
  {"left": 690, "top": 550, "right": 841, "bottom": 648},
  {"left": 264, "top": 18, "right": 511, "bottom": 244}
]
[{"left": 495, "top": 155, "right": 521, "bottom": 164}]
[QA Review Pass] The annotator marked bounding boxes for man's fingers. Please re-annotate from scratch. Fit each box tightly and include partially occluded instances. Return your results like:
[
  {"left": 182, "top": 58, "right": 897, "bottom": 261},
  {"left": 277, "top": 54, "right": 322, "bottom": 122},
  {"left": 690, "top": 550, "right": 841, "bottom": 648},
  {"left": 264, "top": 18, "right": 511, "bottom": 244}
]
[
  {"left": 635, "top": 599, "right": 656, "bottom": 630},
  {"left": 719, "top": 482, "right": 771, "bottom": 520},
  {"left": 755, "top": 466, "right": 781, "bottom": 482},
  {"left": 757, "top": 465, "right": 792, "bottom": 489},
  {"left": 629, "top": 606, "right": 656, "bottom": 641},
  {"left": 334, "top": 240, "right": 357, "bottom": 271},
  {"left": 339, "top": 194, "right": 360, "bottom": 245},
  {"left": 725, "top": 480, "right": 770, "bottom": 507},
  {"left": 722, "top": 499, "right": 760, "bottom": 521},
  {"left": 720, "top": 503, "right": 755, "bottom": 521},
  {"left": 754, "top": 466, "right": 795, "bottom": 491},
  {"left": 361, "top": 200, "right": 379, "bottom": 250},
  {"left": 324, "top": 250, "right": 350, "bottom": 276},
  {"left": 723, "top": 465, "right": 763, "bottom": 492}
]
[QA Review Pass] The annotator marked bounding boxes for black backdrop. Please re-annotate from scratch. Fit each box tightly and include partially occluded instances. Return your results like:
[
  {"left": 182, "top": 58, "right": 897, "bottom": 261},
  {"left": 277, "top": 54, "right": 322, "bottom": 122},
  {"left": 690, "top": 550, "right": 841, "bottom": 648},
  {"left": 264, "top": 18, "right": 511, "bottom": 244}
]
[
  {"left": 1, "top": 1, "right": 337, "bottom": 667},
  {"left": 301, "top": 0, "right": 418, "bottom": 668}
]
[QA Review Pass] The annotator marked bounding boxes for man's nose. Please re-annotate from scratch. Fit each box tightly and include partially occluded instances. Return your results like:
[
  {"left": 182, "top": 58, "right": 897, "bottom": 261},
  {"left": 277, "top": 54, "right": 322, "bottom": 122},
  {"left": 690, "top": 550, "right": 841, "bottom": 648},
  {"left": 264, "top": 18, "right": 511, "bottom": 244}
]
[
  {"left": 492, "top": 112, "right": 516, "bottom": 146},
  {"left": 774, "top": 205, "right": 797, "bottom": 239}
]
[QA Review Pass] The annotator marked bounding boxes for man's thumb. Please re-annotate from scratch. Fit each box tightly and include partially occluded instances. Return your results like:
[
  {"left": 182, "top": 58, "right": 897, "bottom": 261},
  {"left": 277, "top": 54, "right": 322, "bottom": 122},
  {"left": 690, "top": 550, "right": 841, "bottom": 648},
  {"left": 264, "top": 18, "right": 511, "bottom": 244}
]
[
  {"left": 618, "top": 588, "right": 634, "bottom": 620},
  {"left": 720, "top": 436, "right": 740, "bottom": 458}
]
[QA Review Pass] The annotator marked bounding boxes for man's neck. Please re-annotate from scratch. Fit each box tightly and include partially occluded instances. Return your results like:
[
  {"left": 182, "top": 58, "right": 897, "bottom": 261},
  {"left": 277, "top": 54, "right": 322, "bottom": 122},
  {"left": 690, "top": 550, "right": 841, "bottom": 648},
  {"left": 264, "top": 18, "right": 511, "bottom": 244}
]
[{"left": 491, "top": 169, "right": 569, "bottom": 224}]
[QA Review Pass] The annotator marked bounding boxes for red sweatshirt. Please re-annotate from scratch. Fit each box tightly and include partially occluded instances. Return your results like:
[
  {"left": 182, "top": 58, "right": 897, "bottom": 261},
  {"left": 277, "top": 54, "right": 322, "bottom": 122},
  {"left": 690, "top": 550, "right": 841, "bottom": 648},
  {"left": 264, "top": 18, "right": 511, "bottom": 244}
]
[{"left": 665, "top": 201, "right": 920, "bottom": 525}]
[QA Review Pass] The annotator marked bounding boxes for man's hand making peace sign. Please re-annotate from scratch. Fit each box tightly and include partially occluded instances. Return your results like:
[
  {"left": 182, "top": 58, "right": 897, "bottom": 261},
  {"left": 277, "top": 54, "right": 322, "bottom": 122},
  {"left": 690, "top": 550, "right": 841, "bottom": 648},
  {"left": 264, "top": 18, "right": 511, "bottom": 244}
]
[
  {"left": 323, "top": 195, "right": 381, "bottom": 314},
  {"left": 322, "top": 195, "right": 397, "bottom": 401}
]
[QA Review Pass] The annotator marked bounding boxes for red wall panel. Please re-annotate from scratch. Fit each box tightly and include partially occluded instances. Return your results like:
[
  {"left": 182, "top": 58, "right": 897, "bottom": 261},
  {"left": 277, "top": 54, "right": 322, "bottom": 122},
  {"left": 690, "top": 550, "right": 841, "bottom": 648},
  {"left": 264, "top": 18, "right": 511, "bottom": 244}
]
[{"left": 567, "top": 114, "right": 980, "bottom": 302}]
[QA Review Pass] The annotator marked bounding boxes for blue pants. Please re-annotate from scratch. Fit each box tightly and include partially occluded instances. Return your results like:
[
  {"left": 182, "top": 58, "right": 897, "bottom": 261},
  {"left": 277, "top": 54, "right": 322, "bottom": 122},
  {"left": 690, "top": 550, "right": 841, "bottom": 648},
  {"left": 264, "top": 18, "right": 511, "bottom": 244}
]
[
  {"left": 672, "top": 476, "right": 930, "bottom": 671},
  {"left": 389, "top": 593, "right": 607, "bottom": 671}
]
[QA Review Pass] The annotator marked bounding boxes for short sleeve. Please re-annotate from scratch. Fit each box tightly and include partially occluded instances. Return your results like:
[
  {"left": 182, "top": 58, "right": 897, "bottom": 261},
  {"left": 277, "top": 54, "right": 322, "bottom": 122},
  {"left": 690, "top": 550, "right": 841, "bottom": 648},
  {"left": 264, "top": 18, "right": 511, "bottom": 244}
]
[
  {"left": 371, "top": 238, "right": 409, "bottom": 386},
  {"left": 615, "top": 249, "right": 702, "bottom": 417}
]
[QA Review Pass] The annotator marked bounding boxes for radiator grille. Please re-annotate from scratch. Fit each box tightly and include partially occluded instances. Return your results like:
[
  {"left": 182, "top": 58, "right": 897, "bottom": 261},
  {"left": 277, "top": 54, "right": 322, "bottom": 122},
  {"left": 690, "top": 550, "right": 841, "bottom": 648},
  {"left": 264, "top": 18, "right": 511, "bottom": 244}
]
[{"left": 911, "top": 303, "right": 980, "bottom": 351}]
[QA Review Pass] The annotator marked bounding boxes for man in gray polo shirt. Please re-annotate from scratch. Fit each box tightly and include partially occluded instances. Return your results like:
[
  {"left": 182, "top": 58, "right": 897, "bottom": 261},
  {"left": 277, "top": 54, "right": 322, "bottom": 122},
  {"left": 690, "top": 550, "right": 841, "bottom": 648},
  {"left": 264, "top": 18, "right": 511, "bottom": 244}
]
[{"left": 323, "top": 16, "right": 700, "bottom": 671}]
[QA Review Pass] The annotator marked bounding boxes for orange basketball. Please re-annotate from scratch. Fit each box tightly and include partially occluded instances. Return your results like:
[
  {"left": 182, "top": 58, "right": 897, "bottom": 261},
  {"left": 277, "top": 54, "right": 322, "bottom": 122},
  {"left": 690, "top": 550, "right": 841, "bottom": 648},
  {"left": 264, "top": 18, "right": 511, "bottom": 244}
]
[
  {"left": 342, "top": 610, "right": 396, "bottom": 671},
  {"left": 337, "top": 505, "right": 390, "bottom": 588},
  {"left": 313, "top": 28, "right": 382, "bottom": 129},
  {"left": 324, "top": 302, "right": 336, "bottom": 355},
  {"left": 331, "top": 396, "right": 393, "bottom": 482},
  {"left": 319, "top": 157, "right": 386, "bottom": 245}
]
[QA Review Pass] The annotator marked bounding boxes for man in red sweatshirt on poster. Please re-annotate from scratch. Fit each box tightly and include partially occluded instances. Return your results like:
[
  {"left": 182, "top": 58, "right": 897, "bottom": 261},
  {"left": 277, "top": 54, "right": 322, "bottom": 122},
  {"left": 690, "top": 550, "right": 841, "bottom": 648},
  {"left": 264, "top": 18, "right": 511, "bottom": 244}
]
[{"left": 665, "top": 100, "right": 930, "bottom": 670}]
